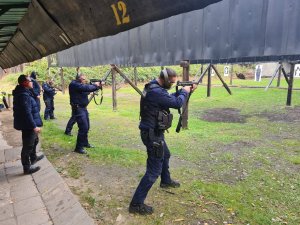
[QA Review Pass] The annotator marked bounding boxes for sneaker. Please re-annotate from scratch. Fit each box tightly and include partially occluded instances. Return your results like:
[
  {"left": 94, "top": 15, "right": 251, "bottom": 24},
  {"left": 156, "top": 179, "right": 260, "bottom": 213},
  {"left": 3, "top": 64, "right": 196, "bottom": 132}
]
[
  {"left": 64, "top": 132, "right": 73, "bottom": 136},
  {"left": 24, "top": 165, "right": 41, "bottom": 175},
  {"left": 129, "top": 203, "right": 153, "bottom": 215},
  {"left": 74, "top": 148, "right": 87, "bottom": 154},
  {"left": 31, "top": 154, "right": 44, "bottom": 165},
  {"left": 160, "top": 180, "right": 180, "bottom": 188},
  {"left": 50, "top": 117, "right": 57, "bottom": 120}
]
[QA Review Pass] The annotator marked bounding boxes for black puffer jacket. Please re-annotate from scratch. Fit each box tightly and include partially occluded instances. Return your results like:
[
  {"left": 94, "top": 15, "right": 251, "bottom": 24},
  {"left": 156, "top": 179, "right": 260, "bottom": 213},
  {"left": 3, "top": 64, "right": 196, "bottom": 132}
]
[{"left": 13, "top": 85, "right": 43, "bottom": 130}]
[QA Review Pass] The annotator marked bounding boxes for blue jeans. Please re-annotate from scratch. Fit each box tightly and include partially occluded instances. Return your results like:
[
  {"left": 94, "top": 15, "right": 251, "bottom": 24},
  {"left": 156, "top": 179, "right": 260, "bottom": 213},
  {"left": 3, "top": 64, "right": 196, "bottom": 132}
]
[
  {"left": 131, "top": 129, "right": 172, "bottom": 204},
  {"left": 73, "top": 107, "right": 90, "bottom": 149}
]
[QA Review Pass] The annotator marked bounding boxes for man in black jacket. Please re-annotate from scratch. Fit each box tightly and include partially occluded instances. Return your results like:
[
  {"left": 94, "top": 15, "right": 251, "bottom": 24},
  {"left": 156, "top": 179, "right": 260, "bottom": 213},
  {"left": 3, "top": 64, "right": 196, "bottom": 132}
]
[{"left": 13, "top": 75, "right": 44, "bottom": 174}]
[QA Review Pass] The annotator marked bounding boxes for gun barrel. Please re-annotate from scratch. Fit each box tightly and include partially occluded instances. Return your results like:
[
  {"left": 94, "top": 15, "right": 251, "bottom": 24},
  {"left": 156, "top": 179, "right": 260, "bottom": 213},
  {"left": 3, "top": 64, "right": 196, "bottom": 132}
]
[
  {"left": 90, "top": 79, "right": 102, "bottom": 83},
  {"left": 177, "top": 81, "right": 198, "bottom": 86}
]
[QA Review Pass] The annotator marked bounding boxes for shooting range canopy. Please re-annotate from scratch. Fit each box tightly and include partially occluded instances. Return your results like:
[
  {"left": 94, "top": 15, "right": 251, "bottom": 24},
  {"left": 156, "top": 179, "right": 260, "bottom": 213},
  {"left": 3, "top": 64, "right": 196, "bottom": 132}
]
[
  {"left": 54, "top": 0, "right": 300, "bottom": 67},
  {"left": 0, "top": 0, "right": 222, "bottom": 69}
]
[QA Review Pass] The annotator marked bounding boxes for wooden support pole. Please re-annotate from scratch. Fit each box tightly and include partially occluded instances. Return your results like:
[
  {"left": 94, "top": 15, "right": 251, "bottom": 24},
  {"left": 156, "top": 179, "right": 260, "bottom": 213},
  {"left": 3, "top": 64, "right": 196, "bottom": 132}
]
[
  {"left": 277, "top": 64, "right": 282, "bottom": 87},
  {"left": 180, "top": 60, "right": 190, "bottom": 129},
  {"left": 60, "top": 67, "right": 65, "bottom": 94},
  {"left": 111, "top": 65, "right": 144, "bottom": 97},
  {"left": 286, "top": 63, "right": 295, "bottom": 106},
  {"left": 112, "top": 68, "right": 117, "bottom": 111},
  {"left": 207, "top": 65, "right": 212, "bottom": 97},
  {"left": 281, "top": 67, "right": 290, "bottom": 85},
  {"left": 134, "top": 67, "right": 137, "bottom": 86},
  {"left": 264, "top": 64, "right": 281, "bottom": 91},
  {"left": 211, "top": 64, "right": 232, "bottom": 95},
  {"left": 230, "top": 65, "right": 233, "bottom": 85}
]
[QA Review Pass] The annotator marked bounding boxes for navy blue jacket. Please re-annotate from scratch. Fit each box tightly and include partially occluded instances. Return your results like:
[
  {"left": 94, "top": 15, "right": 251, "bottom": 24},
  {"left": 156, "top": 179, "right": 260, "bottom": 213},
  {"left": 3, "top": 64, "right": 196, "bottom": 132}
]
[
  {"left": 42, "top": 82, "right": 56, "bottom": 100},
  {"left": 139, "top": 79, "right": 188, "bottom": 130},
  {"left": 69, "top": 80, "right": 99, "bottom": 107},
  {"left": 31, "top": 79, "right": 41, "bottom": 98},
  {"left": 13, "top": 85, "right": 43, "bottom": 130}
]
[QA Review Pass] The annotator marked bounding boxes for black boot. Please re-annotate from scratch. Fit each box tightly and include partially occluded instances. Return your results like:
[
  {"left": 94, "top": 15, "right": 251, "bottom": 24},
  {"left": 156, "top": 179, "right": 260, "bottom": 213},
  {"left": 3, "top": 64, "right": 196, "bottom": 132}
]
[
  {"left": 85, "top": 143, "right": 94, "bottom": 148},
  {"left": 31, "top": 154, "right": 44, "bottom": 165},
  {"left": 23, "top": 165, "right": 41, "bottom": 175},
  {"left": 129, "top": 203, "right": 153, "bottom": 215},
  {"left": 160, "top": 180, "right": 180, "bottom": 188},
  {"left": 64, "top": 131, "right": 73, "bottom": 136},
  {"left": 74, "top": 148, "right": 87, "bottom": 154}
]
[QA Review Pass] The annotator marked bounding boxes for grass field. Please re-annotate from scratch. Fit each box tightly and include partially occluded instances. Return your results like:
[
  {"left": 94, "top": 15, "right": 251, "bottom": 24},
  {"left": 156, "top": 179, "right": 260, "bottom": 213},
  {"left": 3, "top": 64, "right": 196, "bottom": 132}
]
[{"left": 3, "top": 74, "right": 300, "bottom": 224}]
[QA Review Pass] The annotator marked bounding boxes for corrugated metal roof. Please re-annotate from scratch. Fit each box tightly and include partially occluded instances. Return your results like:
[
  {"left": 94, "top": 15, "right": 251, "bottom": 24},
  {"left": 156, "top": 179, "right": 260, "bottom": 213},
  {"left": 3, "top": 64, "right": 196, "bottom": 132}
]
[
  {"left": 0, "top": 1, "right": 30, "bottom": 52},
  {"left": 54, "top": 0, "right": 300, "bottom": 67},
  {"left": 0, "top": 0, "right": 222, "bottom": 69}
]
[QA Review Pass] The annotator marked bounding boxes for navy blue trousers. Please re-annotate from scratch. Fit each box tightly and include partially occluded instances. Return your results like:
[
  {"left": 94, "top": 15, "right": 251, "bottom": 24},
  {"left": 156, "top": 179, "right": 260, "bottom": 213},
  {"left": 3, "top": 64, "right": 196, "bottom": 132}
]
[
  {"left": 44, "top": 98, "right": 54, "bottom": 119},
  {"left": 73, "top": 107, "right": 90, "bottom": 149},
  {"left": 65, "top": 113, "right": 76, "bottom": 134},
  {"left": 131, "top": 130, "right": 172, "bottom": 204}
]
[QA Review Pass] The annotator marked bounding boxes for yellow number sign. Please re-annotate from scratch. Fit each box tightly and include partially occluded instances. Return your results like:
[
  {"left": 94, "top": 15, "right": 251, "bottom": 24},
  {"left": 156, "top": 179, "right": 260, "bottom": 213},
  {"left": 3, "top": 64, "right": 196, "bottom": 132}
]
[{"left": 111, "top": 1, "right": 130, "bottom": 26}]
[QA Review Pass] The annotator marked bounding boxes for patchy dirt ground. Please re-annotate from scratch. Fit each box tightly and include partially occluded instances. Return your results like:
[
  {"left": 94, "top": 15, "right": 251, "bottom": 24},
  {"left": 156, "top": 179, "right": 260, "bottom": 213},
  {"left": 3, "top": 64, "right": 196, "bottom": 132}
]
[
  {"left": 254, "top": 106, "right": 300, "bottom": 123},
  {"left": 200, "top": 108, "right": 249, "bottom": 123}
]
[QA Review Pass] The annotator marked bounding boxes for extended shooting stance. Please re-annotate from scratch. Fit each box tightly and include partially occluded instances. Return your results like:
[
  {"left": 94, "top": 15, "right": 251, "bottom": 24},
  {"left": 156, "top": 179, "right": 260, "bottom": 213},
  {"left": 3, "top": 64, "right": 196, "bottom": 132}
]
[
  {"left": 69, "top": 73, "right": 101, "bottom": 154},
  {"left": 129, "top": 68, "right": 196, "bottom": 215}
]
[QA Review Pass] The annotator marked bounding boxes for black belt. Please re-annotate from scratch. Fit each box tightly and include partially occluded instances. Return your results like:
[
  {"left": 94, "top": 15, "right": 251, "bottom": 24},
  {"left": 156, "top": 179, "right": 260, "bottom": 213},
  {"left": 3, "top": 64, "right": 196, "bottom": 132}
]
[{"left": 71, "top": 104, "right": 86, "bottom": 109}]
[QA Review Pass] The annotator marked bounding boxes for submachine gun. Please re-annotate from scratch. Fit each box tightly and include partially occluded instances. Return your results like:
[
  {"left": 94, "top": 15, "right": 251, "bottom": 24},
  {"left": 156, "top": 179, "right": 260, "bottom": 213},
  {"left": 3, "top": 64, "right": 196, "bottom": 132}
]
[
  {"left": 88, "top": 70, "right": 112, "bottom": 106},
  {"left": 175, "top": 79, "right": 203, "bottom": 133}
]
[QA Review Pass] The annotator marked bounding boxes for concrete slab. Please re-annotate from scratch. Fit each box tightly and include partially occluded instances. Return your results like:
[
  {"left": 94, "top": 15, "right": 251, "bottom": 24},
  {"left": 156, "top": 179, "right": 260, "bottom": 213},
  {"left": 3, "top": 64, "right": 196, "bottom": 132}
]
[
  {"left": 42, "top": 183, "right": 77, "bottom": 219},
  {"left": 0, "top": 183, "right": 11, "bottom": 208},
  {"left": 17, "top": 208, "right": 50, "bottom": 225},
  {"left": 36, "top": 172, "right": 64, "bottom": 195},
  {"left": 0, "top": 203, "right": 14, "bottom": 221},
  {"left": 14, "top": 195, "right": 45, "bottom": 216},
  {"left": 4, "top": 148, "right": 21, "bottom": 162},
  {"left": 10, "top": 183, "right": 39, "bottom": 202},
  {"left": 52, "top": 202, "right": 94, "bottom": 225},
  {"left": 0, "top": 217, "right": 17, "bottom": 225}
]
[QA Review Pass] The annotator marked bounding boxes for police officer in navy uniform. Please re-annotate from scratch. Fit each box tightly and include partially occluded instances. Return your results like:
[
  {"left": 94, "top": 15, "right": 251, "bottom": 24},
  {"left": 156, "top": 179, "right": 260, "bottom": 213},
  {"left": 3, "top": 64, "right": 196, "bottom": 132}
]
[
  {"left": 69, "top": 73, "right": 101, "bottom": 154},
  {"left": 64, "top": 72, "right": 82, "bottom": 136},
  {"left": 13, "top": 75, "right": 44, "bottom": 174},
  {"left": 129, "top": 68, "right": 196, "bottom": 215},
  {"left": 30, "top": 71, "right": 41, "bottom": 111},
  {"left": 42, "top": 79, "right": 56, "bottom": 120}
]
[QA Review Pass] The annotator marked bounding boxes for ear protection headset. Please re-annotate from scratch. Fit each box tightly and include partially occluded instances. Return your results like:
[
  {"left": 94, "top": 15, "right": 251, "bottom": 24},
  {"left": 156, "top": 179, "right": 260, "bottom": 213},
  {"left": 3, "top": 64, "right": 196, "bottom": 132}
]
[{"left": 160, "top": 68, "right": 170, "bottom": 87}]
